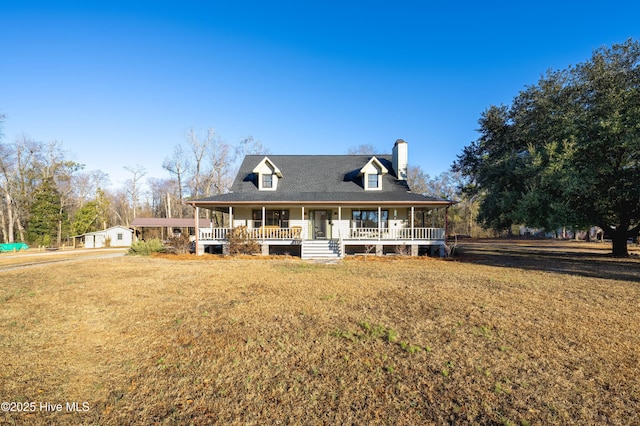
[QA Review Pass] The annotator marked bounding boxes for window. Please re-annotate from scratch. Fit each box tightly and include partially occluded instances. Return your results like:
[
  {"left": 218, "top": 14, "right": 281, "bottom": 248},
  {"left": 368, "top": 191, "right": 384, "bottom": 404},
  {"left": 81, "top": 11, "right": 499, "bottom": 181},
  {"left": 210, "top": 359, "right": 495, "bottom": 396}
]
[
  {"left": 412, "top": 209, "right": 435, "bottom": 227},
  {"left": 262, "top": 174, "right": 273, "bottom": 189},
  {"left": 117, "top": 233, "right": 123, "bottom": 241},
  {"left": 352, "top": 209, "right": 388, "bottom": 228},
  {"left": 360, "top": 157, "right": 386, "bottom": 190},
  {"left": 252, "top": 210, "right": 289, "bottom": 228},
  {"left": 367, "top": 173, "right": 379, "bottom": 189},
  {"left": 253, "top": 157, "right": 281, "bottom": 190}
]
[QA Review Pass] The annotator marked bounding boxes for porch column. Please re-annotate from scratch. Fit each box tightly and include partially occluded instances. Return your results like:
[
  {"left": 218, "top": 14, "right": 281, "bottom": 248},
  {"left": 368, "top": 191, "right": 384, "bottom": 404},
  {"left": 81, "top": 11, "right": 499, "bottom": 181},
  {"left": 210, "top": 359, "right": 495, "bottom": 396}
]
[
  {"left": 229, "top": 206, "right": 233, "bottom": 229},
  {"left": 378, "top": 206, "right": 382, "bottom": 241},
  {"left": 301, "top": 206, "right": 305, "bottom": 239},
  {"left": 338, "top": 207, "right": 342, "bottom": 239},
  {"left": 262, "top": 206, "right": 266, "bottom": 239},
  {"left": 411, "top": 206, "right": 415, "bottom": 241},
  {"left": 445, "top": 205, "right": 449, "bottom": 241},
  {"left": 194, "top": 206, "right": 200, "bottom": 256}
]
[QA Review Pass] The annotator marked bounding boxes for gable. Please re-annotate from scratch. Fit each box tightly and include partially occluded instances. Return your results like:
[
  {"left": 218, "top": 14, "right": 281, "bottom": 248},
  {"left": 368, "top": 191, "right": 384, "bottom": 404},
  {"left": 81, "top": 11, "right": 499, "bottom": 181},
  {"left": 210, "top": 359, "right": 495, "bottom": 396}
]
[
  {"left": 359, "top": 156, "right": 388, "bottom": 175},
  {"left": 252, "top": 156, "right": 283, "bottom": 190},
  {"left": 252, "top": 156, "right": 283, "bottom": 177},
  {"left": 358, "top": 156, "right": 388, "bottom": 190}
]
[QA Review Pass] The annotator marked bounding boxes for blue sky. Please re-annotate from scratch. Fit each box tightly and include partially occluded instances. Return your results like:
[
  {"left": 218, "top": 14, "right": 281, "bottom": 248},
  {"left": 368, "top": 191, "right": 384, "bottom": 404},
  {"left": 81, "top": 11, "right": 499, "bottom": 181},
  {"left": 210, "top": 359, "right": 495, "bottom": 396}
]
[{"left": 3, "top": 1, "right": 639, "bottom": 188}]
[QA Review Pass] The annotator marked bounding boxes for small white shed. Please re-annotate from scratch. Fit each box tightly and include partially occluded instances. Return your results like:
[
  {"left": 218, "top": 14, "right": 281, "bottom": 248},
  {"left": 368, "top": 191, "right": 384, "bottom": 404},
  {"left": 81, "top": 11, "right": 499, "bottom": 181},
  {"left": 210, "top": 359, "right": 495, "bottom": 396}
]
[{"left": 83, "top": 226, "right": 133, "bottom": 248}]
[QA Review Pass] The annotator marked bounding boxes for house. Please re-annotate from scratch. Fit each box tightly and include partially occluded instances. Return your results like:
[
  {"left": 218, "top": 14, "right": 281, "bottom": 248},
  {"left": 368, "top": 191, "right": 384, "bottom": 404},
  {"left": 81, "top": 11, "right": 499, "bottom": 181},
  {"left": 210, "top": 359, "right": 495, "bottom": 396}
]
[
  {"left": 186, "top": 139, "right": 454, "bottom": 258},
  {"left": 82, "top": 226, "right": 133, "bottom": 248}
]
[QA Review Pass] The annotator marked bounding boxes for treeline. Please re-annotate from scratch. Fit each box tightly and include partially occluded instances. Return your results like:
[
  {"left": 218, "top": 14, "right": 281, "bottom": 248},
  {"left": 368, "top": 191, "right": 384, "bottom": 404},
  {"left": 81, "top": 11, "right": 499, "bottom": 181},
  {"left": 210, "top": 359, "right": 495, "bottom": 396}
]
[
  {"left": 0, "top": 118, "right": 266, "bottom": 246},
  {"left": 406, "top": 166, "right": 483, "bottom": 238},
  {"left": 0, "top": 114, "right": 482, "bottom": 247}
]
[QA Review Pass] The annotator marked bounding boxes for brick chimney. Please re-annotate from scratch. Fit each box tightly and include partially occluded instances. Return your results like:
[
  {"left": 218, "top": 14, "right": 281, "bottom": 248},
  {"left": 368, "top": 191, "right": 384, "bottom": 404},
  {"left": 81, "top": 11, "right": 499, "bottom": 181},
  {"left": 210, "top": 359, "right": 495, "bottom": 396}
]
[{"left": 392, "top": 139, "right": 408, "bottom": 180}]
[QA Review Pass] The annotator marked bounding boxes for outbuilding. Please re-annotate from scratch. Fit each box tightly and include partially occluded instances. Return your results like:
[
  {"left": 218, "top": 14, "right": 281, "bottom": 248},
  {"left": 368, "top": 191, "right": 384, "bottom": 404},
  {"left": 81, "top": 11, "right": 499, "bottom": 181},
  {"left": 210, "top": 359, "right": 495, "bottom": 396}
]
[{"left": 82, "top": 226, "right": 133, "bottom": 248}]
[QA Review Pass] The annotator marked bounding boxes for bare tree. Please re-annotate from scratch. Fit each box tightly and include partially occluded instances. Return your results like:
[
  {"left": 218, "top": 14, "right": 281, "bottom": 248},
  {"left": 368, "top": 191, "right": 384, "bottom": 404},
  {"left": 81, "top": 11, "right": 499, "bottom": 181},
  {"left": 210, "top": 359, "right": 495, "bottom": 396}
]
[
  {"left": 347, "top": 144, "right": 379, "bottom": 155},
  {"left": 72, "top": 170, "right": 110, "bottom": 208},
  {"left": 0, "top": 134, "right": 42, "bottom": 242},
  {"left": 123, "top": 164, "right": 146, "bottom": 223},
  {"left": 204, "top": 138, "right": 235, "bottom": 196},
  {"left": 406, "top": 165, "right": 431, "bottom": 195},
  {"left": 183, "top": 127, "right": 237, "bottom": 228},
  {"left": 162, "top": 144, "right": 188, "bottom": 217},
  {"left": 186, "top": 127, "right": 215, "bottom": 199},
  {"left": 236, "top": 135, "right": 269, "bottom": 157},
  {"left": 0, "top": 138, "right": 17, "bottom": 242}
]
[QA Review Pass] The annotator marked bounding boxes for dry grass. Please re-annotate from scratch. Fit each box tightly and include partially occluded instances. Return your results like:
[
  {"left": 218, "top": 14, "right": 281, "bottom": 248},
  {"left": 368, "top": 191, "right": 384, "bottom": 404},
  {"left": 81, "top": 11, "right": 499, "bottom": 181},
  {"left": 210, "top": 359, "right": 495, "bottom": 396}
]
[{"left": 1, "top": 242, "right": 639, "bottom": 425}]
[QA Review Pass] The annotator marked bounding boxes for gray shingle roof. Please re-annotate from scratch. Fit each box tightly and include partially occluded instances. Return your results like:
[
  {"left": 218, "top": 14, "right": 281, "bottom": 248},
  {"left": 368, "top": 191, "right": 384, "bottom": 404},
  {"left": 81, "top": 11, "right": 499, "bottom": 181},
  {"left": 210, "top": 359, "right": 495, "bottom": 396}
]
[{"left": 191, "top": 155, "right": 451, "bottom": 205}]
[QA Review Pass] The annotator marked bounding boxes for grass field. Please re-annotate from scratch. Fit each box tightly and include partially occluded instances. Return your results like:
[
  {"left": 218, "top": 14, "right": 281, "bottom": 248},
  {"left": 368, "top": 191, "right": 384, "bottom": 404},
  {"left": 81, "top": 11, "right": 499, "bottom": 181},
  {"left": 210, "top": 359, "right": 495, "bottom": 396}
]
[{"left": 1, "top": 241, "right": 639, "bottom": 425}]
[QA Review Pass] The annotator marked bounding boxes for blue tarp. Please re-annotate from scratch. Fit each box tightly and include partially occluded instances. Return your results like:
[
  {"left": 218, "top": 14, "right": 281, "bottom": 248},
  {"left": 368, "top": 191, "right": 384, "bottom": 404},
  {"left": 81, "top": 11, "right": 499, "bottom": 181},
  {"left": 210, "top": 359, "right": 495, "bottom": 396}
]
[{"left": 0, "top": 243, "right": 29, "bottom": 252}]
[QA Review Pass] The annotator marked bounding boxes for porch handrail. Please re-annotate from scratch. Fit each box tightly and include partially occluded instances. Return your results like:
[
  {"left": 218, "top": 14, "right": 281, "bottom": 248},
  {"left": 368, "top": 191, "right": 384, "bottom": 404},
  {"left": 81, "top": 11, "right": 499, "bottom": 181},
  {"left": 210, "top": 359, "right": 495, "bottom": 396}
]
[
  {"left": 199, "top": 226, "right": 445, "bottom": 241},
  {"left": 348, "top": 227, "right": 445, "bottom": 240}
]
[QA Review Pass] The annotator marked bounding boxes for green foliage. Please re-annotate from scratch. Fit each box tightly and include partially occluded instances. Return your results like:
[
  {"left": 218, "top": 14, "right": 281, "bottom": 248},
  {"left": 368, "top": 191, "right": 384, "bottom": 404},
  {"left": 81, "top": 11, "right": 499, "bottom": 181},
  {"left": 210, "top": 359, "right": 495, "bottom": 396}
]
[
  {"left": 128, "top": 238, "right": 164, "bottom": 256},
  {"left": 72, "top": 200, "right": 100, "bottom": 235},
  {"left": 454, "top": 39, "right": 640, "bottom": 256},
  {"left": 27, "top": 177, "right": 66, "bottom": 246},
  {"left": 331, "top": 321, "right": 428, "bottom": 357}
]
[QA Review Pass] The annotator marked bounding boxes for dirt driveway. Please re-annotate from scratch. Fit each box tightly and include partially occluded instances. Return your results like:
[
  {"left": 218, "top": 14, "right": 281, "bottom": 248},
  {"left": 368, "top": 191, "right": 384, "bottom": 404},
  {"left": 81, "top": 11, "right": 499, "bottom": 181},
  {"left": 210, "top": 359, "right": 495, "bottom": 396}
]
[{"left": 0, "top": 248, "right": 127, "bottom": 272}]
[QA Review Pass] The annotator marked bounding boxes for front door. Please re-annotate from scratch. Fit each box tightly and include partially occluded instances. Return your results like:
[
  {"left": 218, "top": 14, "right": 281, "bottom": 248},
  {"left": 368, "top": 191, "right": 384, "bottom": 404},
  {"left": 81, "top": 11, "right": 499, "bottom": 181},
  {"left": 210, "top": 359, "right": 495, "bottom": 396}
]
[{"left": 313, "top": 210, "right": 328, "bottom": 239}]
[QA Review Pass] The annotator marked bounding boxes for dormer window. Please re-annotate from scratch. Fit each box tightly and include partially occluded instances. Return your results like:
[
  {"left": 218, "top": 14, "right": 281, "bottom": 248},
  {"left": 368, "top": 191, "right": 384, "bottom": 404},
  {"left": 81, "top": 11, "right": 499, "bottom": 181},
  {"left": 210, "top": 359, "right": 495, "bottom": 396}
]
[
  {"left": 253, "top": 156, "right": 282, "bottom": 191},
  {"left": 359, "top": 156, "right": 388, "bottom": 191},
  {"left": 367, "top": 173, "right": 379, "bottom": 189},
  {"left": 262, "top": 173, "right": 273, "bottom": 189}
]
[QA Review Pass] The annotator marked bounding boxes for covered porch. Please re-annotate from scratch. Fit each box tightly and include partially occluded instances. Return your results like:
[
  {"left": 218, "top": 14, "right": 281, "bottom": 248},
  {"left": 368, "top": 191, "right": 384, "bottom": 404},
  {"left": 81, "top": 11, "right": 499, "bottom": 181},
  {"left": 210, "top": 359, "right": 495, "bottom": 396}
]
[{"left": 189, "top": 202, "right": 451, "bottom": 258}]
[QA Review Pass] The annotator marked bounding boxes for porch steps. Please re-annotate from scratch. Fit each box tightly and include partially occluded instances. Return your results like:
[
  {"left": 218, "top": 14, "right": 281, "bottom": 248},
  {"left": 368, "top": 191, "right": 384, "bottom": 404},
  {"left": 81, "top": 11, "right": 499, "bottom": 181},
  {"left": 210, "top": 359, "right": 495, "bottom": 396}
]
[{"left": 302, "top": 239, "right": 341, "bottom": 259}]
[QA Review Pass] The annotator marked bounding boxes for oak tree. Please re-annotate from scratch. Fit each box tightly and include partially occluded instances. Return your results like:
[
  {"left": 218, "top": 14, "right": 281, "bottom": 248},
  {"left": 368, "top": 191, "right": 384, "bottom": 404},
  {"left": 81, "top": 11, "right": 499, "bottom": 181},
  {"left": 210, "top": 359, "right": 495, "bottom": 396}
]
[{"left": 454, "top": 39, "right": 640, "bottom": 256}]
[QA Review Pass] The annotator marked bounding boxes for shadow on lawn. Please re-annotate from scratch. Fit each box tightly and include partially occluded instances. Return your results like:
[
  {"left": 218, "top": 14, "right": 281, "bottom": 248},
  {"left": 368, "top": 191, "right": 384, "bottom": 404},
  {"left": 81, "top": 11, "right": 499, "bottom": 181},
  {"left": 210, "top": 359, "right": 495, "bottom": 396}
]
[{"left": 456, "top": 241, "right": 640, "bottom": 283}]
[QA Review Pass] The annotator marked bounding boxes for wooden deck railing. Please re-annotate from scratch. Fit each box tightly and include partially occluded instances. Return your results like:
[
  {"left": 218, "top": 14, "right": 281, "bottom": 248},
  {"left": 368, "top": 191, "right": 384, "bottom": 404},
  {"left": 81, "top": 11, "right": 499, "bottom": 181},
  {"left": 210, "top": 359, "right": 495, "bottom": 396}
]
[
  {"left": 199, "top": 227, "right": 445, "bottom": 241},
  {"left": 347, "top": 227, "right": 445, "bottom": 240}
]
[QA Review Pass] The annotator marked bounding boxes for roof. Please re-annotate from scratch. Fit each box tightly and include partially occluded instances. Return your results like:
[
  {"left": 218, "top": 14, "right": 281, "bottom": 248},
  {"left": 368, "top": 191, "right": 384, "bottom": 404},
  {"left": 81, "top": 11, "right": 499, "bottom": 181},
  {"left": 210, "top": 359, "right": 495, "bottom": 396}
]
[
  {"left": 189, "top": 154, "right": 453, "bottom": 206},
  {"left": 130, "top": 218, "right": 214, "bottom": 227},
  {"left": 83, "top": 225, "right": 133, "bottom": 236}
]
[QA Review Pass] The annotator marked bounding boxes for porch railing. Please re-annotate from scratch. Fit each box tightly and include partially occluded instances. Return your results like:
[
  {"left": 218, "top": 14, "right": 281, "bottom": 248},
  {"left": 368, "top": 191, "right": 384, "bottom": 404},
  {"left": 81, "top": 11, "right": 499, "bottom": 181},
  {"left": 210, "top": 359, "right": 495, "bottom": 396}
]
[
  {"left": 199, "top": 227, "right": 445, "bottom": 241},
  {"left": 347, "top": 227, "right": 445, "bottom": 240},
  {"left": 199, "top": 228, "right": 229, "bottom": 240}
]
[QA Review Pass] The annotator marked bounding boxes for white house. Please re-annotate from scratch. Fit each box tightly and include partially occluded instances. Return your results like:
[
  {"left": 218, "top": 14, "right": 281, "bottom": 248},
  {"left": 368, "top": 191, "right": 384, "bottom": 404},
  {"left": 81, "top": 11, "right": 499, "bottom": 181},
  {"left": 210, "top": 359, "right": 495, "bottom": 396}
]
[
  {"left": 186, "top": 139, "right": 455, "bottom": 258},
  {"left": 83, "top": 226, "right": 133, "bottom": 248}
]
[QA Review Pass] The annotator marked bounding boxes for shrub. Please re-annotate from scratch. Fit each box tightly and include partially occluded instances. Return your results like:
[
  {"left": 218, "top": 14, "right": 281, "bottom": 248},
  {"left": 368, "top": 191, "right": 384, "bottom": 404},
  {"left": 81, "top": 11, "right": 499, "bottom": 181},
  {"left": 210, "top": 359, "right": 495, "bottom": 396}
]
[
  {"left": 227, "top": 226, "right": 260, "bottom": 255},
  {"left": 394, "top": 244, "right": 410, "bottom": 256},
  {"left": 164, "top": 233, "right": 192, "bottom": 254},
  {"left": 128, "top": 238, "right": 164, "bottom": 256}
]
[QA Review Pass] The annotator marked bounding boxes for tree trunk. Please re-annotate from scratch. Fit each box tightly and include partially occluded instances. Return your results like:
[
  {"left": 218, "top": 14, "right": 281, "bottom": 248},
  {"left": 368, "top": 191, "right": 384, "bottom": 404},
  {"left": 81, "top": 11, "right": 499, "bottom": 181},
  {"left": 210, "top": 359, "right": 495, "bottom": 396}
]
[
  {"left": 611, "top": 231, "right": 629, "bottom": 257},
  {"left": 16, "top": 216, "right": 25, "bottom": 242},
  {"left": 4, "top": 191, "right": 15, "bottom": 242},
  {"left": 57, "top": 218, "right": 62, "bottom": 247},
  {"left": 0, "top": 205, "right": 6, "bottom": 243}
]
